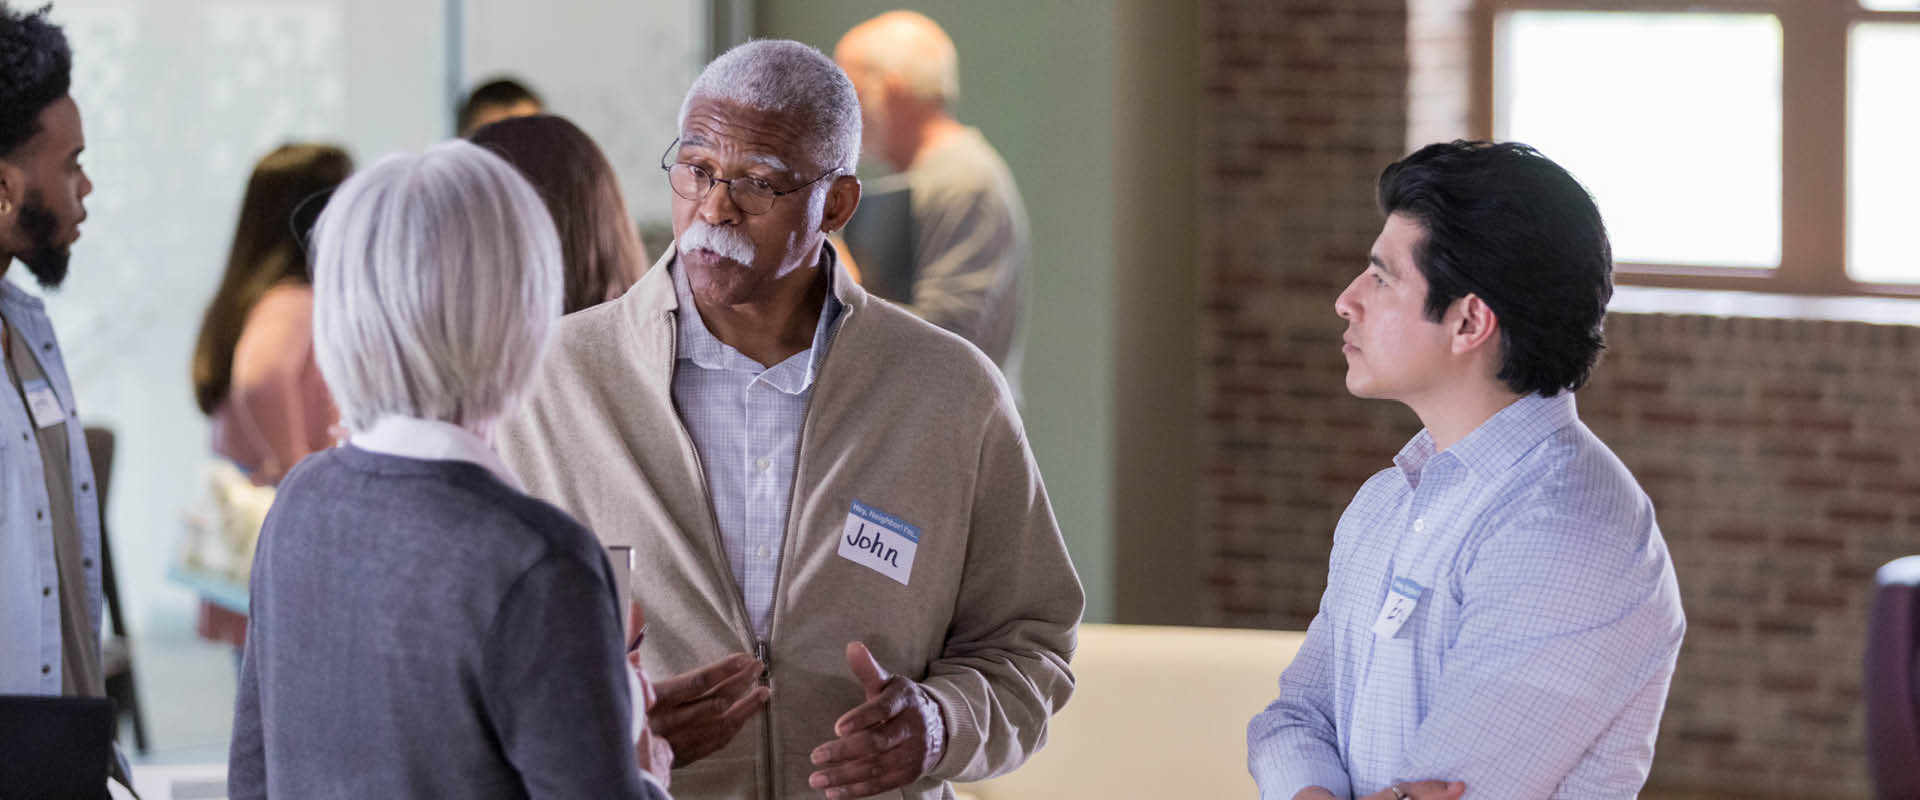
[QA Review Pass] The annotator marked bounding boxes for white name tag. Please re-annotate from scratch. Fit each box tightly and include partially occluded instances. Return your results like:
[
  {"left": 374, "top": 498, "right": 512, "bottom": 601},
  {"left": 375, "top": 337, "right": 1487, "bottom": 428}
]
[
  {"left": 837, "top": 500, "right": 921, "bottom": 586},
  {"left": 1371, "top": 576, "right": 1424, "bottom": 639},
  {"left": 23, "top": 379, "right": 65, "bottom": 430}
]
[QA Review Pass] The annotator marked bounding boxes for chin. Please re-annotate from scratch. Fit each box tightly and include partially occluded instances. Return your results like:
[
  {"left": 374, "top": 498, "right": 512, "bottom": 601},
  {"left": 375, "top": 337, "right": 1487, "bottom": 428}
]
[{"left": 1344, "top": 373, "right": 1381, "bottom": 400}]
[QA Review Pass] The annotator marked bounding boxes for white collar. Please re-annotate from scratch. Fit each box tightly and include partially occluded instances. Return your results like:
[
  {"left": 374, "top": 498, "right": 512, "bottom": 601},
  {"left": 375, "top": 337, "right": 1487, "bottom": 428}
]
[{"left": 348, "top": 415, "right": 523, "bottom": 491}]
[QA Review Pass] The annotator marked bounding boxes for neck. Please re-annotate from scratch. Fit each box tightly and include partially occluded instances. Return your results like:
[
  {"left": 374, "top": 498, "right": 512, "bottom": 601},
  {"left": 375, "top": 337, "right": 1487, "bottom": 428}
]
[
  {"left": 900, "top": 115, "right": 965, "bottom": 171},
  {"left": 691, "top": 251, "right": 830, "bottom": 368},
  {"left": 1408, "top": 380, "right": 1527, "bottom": 452}
]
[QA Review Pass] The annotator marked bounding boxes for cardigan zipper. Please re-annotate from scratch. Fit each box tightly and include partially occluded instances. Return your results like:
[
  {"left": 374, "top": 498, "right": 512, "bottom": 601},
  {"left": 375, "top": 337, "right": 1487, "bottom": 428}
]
[
  {"left": 755, "top": 282, "right": 851, "bottom": 800},
  {"left": 661, "top": 310, "right": 776, "bottom": 800}
]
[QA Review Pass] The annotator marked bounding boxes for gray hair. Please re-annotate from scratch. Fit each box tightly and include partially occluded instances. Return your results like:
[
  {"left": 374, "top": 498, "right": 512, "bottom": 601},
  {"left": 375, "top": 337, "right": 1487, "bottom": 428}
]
[
  {"left": 676, "top": 39, "right": 861, "bottom": 173},
  {"left": 311, "top": 140, "right": 563, "bottom": 433}
]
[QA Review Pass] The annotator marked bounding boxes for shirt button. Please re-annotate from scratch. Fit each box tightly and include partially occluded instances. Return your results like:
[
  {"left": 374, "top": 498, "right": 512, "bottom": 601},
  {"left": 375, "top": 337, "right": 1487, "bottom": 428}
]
[
  {"left": 36, "top": 509, "right": 44, "bottom": 520},
  {"left": 83, "top": 558, "right": 93, "bottom": 569},
  {"left": 755, "top": 457, "right": 771, "bottom": 472},
  {"left": 42, "top": 586, "right": 51, "bottom": 597},
  {"left": 80, "top": 482, "right": 90, "bottom": 492},
  {"left": 1412, "top": 518, "right": 1426, "bottom": 533},
  {"left": 41, "top": 665, "right": 50, "bottom": 674},
  {"left": 756, "top": 546, "right": 770, "bottom": 559}
]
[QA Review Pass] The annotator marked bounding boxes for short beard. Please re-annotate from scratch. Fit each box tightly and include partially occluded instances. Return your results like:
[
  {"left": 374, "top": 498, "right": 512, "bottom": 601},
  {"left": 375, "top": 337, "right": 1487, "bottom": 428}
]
[{"left": 14, "top": 190, "right": 68, "bottom": 289}]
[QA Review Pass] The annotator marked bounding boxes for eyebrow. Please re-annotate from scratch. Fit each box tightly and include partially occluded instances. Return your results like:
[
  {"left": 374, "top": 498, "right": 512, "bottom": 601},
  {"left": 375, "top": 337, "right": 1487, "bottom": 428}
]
[
  {"left": 675, "top": 135, "right": 791, "bottom": 175},
  {"left": 1369, "top": 253, "right": 1397, "bottom": 278},
  {"left": 742, "top": 153, "right": 789, "bottom": 173}
]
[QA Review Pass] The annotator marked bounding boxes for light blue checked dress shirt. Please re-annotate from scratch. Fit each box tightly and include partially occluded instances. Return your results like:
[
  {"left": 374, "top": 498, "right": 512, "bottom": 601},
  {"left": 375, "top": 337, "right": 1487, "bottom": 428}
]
[
  {"left": 670, "top": 258, "right": 842, "bottom": 639},
  {"left": 1249, "top": 392, "right": 1686, "bottom": 799}
]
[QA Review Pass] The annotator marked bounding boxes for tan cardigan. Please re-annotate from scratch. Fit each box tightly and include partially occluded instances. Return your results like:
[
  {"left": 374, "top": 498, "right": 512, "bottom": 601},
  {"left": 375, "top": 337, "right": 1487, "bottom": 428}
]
[{"left": 496, "top": 244, "right": 1083, "bottom": 800}]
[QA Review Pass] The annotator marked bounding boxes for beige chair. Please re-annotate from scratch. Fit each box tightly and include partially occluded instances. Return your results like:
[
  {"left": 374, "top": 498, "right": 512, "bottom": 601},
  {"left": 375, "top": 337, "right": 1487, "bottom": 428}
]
[{"left": 956, "top": 623, "right": 1306, "bottom": 800}]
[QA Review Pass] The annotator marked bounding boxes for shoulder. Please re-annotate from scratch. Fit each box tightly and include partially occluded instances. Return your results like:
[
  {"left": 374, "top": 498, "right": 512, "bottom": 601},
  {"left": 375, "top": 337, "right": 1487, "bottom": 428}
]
[
  {"left": 1513, "top": 423, "right": 1650, "bottom": 536},
  {"left": 541, "top": 274, "right": 662, "bottom": 388},
  {"left": 1465, "top": 423, "right": 1662, "bottom": 576},
  {"left": 555, "top": 290, "right": 634, "bottom": 351},
  {"left": 910, "top": 133, "right": 1022, "bottom": 203},
  {"left": 840, "top": 297, "right": 1009, "bottom": 402},
  {"left": 273, "top": 445, "right": 341, "bottom": 492},
  {"left": 236, "top": 283, "right": 315, "bottom": 349},
  {"left": 245, "top": 283, "right": 314, "bottom": 330},
  {"left": 301, "top": 447, "right": 601, "bottom": 559}
]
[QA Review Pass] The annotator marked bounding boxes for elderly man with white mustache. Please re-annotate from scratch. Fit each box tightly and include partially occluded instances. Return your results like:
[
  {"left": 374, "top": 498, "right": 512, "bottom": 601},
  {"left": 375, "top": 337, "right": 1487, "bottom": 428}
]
[{"left": 496, "top": 39, "right": 1083, "bottom": 800}]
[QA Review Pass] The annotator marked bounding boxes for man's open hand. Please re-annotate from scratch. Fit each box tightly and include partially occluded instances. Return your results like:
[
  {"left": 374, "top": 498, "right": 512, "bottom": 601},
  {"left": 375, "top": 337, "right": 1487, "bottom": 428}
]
[
  {"left": 646, "top": 652, "right": 770, "bottom": 766},
  {"left": 807, "top": 642, "right": 945, "bottom": 799}
]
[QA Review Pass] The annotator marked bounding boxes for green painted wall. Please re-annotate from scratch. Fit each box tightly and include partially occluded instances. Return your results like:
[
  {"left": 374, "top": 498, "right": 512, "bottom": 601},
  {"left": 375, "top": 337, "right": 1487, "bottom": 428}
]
[{"left": 754, "top": 0, "right": 1120, "bottom": 621}]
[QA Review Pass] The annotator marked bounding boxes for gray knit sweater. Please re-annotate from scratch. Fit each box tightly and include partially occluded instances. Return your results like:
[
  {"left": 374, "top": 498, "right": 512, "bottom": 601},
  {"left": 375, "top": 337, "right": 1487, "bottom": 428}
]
[{"left": 228, "top": 445, "right": 663, "bottom": 799}]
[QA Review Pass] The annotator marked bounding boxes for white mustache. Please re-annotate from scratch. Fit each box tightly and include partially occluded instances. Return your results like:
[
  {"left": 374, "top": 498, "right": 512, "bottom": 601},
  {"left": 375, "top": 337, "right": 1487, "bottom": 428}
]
[{"left": 678, "top": 222, "right": 756, "bottom": 266}]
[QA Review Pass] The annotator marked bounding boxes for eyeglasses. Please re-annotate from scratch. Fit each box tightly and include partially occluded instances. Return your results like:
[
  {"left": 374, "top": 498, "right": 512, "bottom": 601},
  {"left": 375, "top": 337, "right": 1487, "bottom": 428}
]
[{"left": 659, "top": 138, "right": 841, "bottom": 216}]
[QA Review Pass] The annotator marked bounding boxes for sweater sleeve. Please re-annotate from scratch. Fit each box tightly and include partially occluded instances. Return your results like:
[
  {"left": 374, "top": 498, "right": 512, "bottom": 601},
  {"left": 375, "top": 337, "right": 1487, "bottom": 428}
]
[
  {"left": 227, "top": 593, "right": 267, "bottom": 799},
  {"left": 481, "top": 548, "right": 656, "bottom": 799},
  {"left": 918, "top": 398, "right": 1084, "bottom": 783}
]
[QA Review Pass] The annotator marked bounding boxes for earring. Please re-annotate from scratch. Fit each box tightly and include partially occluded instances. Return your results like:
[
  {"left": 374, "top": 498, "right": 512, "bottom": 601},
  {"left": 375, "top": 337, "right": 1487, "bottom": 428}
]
[{"left": 0, "top": 200, "right": 9, "bottom": 215}]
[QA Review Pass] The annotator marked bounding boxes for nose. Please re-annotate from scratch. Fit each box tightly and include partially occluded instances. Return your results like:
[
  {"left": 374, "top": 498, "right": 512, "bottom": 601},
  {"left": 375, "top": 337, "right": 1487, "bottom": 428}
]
[
  {"left": 1334, "top": 274, "right": 1361, "bottom": 321},
  {"left": 698, "top": 179, "right": 743, "bottom": 226},
  {"left": 78, "top": 168, "right": 93, "bottom": 201}
]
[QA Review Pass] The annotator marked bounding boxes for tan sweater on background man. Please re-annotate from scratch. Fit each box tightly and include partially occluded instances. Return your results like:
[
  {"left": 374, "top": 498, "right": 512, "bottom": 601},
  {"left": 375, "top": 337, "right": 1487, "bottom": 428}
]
[{"left": 496, "top": 245, "right": 1084, "bottom": 800}]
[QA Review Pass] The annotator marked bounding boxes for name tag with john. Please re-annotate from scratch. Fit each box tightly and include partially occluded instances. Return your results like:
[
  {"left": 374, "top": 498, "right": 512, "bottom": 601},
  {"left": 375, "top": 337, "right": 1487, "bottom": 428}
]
[
  {"left": 838, "top": 500, "right": 921, "bottom": 586},
  {"left": 23, "top": 379, "right": 65, "bottom": 430},
  {"left": 1371, "top": 576, "right": 1424, "bottom": 639}
]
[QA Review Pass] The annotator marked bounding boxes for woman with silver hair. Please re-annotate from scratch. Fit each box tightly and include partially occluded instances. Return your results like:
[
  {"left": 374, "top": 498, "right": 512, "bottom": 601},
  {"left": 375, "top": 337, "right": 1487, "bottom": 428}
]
[{"left": 226, "top": 140, "right": 670, "bottom": 799}]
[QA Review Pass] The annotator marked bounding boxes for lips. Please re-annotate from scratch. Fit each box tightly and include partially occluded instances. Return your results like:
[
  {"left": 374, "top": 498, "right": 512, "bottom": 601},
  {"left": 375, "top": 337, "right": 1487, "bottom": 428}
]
[{"left": 683, "top": 248, "right": 745, "bottom": 269}]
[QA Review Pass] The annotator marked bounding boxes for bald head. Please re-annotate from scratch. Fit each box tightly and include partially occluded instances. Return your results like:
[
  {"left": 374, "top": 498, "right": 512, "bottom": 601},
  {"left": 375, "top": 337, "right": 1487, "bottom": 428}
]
[{"left": 834, "top": 10, "right": 959, "bottom": 106}]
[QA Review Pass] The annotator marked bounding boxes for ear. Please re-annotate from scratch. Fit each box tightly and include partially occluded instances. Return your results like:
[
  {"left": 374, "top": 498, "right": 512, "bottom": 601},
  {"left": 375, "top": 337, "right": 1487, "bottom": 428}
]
[
  {"left": 1449, "top": 293, "right": 1500, "bottom": 356},
  {"left": 0, "top": 160, "right": 19, "bottom": 211},
  {"left": 820, "top": 174, "right": 862, "bottom": 234}
]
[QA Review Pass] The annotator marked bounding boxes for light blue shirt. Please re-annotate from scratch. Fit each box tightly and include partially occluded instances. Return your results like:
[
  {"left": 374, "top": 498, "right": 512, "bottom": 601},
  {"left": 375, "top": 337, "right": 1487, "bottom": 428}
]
[
  {"left": 0, "top": 277, "right": 104, "bottom": 695},
  {"left": 1248, "top": 392, "right": 1686, "bottom": 799},
  {"left": 669, "top": 253, "right": 842, "bottom": 639}
]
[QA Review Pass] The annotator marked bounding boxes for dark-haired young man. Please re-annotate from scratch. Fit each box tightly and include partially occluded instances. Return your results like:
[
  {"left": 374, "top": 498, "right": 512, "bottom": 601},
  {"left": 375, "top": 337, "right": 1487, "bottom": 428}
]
[
  {"left": 1247, "top": 141, "right": 1685, "bottom": 800},
  {"left": 0, "top": 0, "right": 121, "bottom": 789}
]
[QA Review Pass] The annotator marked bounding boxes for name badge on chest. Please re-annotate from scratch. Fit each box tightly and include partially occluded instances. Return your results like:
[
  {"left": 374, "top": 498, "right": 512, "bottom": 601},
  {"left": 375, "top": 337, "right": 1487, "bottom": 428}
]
[
  {"left": 22, "top": 378, "right": 65, "bottom": 431},
  {"left": 1371, "top": 576, "right": 1425, "bottom": 639},
  {"left": 837, "top": 500, "right": 921, "bottom": 586}
]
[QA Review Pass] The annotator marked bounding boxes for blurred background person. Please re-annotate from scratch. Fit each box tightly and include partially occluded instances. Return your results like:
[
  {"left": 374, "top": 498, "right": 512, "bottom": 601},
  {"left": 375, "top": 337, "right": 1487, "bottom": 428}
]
[
  {"left": 186, "top": 143, "right": 352, "bottom": 654},
  {"left": 228, "top": 140, "right": 671, "bottom": 799},
  {"left": 457, "top": 76, "right": 545, "bottom": 137},
  {"left": 834, "top": 10, "right": 1031, "bottom": 397},
  {"left": 469, "top": 114, "right": 647, "bottom": 313}
]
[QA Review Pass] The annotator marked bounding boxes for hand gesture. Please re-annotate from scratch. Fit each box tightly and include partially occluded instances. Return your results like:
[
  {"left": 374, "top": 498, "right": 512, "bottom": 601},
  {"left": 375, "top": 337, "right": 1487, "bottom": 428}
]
[
  {"left": 808, "top": 642, "right": 945, "bottom": 799},
  {"left": 646, "top": 651, "right": 769, "bottom": 766}
]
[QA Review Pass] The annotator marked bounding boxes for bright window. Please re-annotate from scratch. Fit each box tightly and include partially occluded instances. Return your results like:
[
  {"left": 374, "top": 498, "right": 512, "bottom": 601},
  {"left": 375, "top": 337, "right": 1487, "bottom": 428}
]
[
  {"left": 1846, "top": 23, "right": 1920, "bottom": 283},
  {"left": 1499, "top": 12, "right": 1782, "bottom": 269},
  {"left": 1481, "top": 2, "right": 1920, "bottom": 296}
]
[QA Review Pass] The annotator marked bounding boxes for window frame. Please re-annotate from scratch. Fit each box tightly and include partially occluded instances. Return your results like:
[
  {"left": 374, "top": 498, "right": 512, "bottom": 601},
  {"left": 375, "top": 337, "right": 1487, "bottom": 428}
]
[{"left": 1470, "top": 0, "right": 1920, "bottom": 297}]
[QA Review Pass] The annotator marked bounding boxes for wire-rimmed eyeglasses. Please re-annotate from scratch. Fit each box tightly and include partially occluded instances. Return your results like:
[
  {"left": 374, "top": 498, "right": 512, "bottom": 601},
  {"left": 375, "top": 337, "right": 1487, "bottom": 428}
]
[{"left": 659, "top": 138, "right": 841, "bottom": 216}]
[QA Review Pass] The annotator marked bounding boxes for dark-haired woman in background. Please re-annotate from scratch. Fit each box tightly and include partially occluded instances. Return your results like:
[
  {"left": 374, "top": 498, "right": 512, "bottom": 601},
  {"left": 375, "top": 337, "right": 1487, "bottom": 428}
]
[
  {"left": 468, "top": 114, "right": 646, "bottom": 313},
  {"left": 187, "top": 143, "right": 351, "bottom": 649}
]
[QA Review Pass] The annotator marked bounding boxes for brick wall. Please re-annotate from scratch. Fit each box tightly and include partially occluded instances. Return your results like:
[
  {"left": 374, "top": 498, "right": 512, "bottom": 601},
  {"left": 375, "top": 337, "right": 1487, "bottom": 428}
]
[{"left": 1198, "top": 1, "right": 1890, "bottom": 797}]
